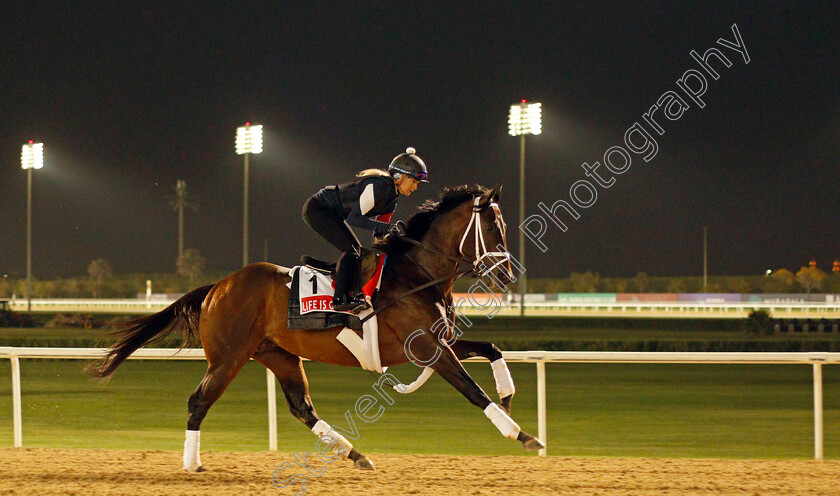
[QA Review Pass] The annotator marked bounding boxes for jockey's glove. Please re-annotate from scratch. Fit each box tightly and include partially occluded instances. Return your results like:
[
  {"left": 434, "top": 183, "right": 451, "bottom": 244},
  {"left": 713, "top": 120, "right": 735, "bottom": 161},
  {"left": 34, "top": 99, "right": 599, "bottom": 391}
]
[{"left": 388, "top": 220, "right": 407, "bottom": 237}]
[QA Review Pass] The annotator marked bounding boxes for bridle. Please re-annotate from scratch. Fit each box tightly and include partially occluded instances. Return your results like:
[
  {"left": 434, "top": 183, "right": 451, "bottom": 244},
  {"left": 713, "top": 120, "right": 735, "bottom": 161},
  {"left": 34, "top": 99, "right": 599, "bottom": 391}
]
[
  {"left": 360, "top": 195, "right": 512, "bottom": 323},
  {"left": 459, "top": 197, "right": 512, "bottom": 279}
]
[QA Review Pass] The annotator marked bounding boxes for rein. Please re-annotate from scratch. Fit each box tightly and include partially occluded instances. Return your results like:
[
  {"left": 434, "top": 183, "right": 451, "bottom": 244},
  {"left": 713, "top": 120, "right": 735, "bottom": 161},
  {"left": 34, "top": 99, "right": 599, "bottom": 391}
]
[{"left": 359, "top": 259, "right": 473, "bottom": 324}]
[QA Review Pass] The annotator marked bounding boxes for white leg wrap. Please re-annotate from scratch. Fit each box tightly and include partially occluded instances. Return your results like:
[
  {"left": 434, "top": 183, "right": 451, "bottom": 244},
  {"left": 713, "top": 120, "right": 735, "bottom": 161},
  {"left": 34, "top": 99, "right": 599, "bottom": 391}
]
[
  {"left": 183, "top": 430, "right": 202, "bottom": 471},
  {"left": 491, "top": 358, "right": 516, "bottom": 398},
  {"left": 393, "top": 367, "right": 435, "bottom": 394},
  {"left": 484, "top": 403, "right": 521, "bottom": 440},
  {"left": 312, "top": 420, "right": 353, "bottom": 459}
]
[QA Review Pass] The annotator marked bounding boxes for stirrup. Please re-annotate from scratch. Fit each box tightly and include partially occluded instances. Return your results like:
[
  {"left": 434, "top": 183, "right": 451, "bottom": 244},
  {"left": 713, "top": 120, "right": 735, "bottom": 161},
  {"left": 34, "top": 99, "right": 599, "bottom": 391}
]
[{"left": 333, "top": 293, "right": 370, "bottom": 314}]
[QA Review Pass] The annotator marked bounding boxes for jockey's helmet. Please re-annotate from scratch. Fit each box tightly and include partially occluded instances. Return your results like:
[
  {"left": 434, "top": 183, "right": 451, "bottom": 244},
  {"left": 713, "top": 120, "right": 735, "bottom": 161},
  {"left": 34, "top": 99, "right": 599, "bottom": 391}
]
[{"left": 388, "top": 147, "right": 428, "bottom": 183}]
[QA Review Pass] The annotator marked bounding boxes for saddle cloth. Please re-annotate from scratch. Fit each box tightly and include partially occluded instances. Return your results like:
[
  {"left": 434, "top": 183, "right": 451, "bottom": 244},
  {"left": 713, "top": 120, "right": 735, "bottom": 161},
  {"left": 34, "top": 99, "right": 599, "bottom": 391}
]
[{"left": 285, "top": 254, "right": 387, "bottom": 331}]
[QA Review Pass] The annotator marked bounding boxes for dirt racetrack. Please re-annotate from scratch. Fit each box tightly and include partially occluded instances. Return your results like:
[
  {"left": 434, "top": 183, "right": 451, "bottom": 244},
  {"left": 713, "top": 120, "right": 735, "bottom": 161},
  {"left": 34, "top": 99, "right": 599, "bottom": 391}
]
[{"left": 1, "top": 448, "right": 838, "bottom": 496}]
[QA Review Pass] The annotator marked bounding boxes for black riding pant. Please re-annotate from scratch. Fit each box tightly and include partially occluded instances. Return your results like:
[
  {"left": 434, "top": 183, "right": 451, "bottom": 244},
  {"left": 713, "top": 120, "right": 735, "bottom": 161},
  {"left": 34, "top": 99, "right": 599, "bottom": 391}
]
[
  {"left": 302, "top": 197, "right": 361, "bottom": 253},
  {"left": 302, "top": 197, "right": 362, "bottom": 297}
]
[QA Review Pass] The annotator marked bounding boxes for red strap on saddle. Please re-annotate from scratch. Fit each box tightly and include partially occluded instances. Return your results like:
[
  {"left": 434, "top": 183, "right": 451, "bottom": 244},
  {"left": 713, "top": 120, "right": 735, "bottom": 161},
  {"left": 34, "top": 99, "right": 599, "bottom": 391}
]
[
  {"left": 362, "top": 254, "right": 386, "bottom": 298},
  {"left": 360, "top": 212, "right": 393, "bottom": 298},
  {"left": 358, "top": 212, "right": 392, "bottom": 299}
]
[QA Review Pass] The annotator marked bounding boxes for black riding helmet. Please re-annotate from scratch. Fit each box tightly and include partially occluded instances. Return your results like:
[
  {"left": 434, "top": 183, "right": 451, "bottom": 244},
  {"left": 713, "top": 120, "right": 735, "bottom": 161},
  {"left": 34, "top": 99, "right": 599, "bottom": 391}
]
[{"left": 388, "top": 147, "right": 429, "bottom": 183}]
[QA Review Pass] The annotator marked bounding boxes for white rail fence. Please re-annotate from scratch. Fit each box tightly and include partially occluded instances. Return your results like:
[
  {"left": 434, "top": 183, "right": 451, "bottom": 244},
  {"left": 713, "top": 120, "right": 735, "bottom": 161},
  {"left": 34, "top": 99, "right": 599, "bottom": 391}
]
[
  {"left": 1, "top": 347, "right": 838, "bottom": 459},
  {"left": 8, "top": 298, "right": 840, "bottom": 318}
]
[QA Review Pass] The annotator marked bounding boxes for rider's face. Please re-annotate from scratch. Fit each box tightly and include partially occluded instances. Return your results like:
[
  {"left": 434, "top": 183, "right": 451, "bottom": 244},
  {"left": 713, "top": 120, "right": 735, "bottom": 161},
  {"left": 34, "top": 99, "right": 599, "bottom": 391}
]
[{"left": 397, "top": 176, "right": 419, "bottom": 196}]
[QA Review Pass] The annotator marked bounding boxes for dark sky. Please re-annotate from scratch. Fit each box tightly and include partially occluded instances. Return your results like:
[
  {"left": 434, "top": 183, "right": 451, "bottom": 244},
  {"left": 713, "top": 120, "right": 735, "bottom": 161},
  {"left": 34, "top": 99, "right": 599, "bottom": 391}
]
[{"left": 1, "top": 2, "right": 838, "bottom": 280}]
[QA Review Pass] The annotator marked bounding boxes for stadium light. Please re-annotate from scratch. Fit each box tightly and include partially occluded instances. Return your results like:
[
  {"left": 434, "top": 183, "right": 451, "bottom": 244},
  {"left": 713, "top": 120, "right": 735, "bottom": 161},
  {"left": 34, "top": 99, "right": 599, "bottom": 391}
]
[
  {"left": 21, "top": 141, "right": 44, "bottom": 313},
  {"left": 508, "top": 101, "right": 542, "bottom": 137},
  {"left": 508, "top": 101, "right": 541, "bottom": 316},
  {"left": 235, "top": 123, "right": 263, "bottom": 266}
]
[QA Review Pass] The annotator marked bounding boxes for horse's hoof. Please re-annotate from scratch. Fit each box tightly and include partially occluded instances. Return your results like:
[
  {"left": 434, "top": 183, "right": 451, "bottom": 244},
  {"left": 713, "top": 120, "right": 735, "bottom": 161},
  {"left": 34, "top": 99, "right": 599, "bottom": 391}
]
[
  {"left": 353, "top": 456, "right": 375, "bottom": 470},
  {"left": 521, "top": 434, "right": 545, "bottom": 451},
  {"left": 185, "top": 465, "right": 206, "bottom": 472}
]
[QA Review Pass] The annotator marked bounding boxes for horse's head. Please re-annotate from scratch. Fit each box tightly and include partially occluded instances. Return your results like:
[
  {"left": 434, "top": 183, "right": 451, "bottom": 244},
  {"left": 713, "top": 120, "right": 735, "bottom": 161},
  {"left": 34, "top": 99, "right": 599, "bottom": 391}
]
[{"left": 454, "top": 186, "right": 515, "bottom": 285}]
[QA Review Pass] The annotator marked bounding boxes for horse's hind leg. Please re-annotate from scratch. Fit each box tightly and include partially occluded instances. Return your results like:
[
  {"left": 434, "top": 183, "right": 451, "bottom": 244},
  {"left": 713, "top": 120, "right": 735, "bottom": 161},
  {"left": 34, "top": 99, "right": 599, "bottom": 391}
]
[
  {"left": 184, "top": 356, "right": 250, "bottom": 471},
  {"left": 253, "top": 341, "right": 375, "bottom": 470},
  {"left": 431, "top": 343, "right": 545, "bottom": 451},
  {"left": 449, "top": 340, "right": 515, "bottom": 414}
]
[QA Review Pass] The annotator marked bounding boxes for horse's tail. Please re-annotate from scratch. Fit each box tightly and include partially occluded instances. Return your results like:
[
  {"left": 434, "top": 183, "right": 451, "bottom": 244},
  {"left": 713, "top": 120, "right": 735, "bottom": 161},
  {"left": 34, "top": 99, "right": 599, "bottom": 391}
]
[{"left": 86, "top": 284, "right": 214, "bottom": 381}]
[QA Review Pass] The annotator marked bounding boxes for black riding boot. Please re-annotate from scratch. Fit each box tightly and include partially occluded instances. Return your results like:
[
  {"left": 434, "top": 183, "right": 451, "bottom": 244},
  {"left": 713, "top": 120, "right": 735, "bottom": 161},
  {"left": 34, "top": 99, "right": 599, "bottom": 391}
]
[{"left": 333, "top": 250, "right": 368, "bottom": 313}]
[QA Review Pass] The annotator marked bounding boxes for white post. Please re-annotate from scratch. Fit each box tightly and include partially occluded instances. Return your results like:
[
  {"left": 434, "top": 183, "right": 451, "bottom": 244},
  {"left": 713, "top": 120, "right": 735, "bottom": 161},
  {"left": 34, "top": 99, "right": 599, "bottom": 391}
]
[
  {"left": 813, "top": 363, "right": 823, "bottom": 460},
  {"left": 536, "top": 361, "right": 547, "bottom": 456},
  {"left": 267, "top": 367, "right": 277, "bottom": 451},
  {"left": 11, "top": 356, "right": 22, "bottom": 447}
]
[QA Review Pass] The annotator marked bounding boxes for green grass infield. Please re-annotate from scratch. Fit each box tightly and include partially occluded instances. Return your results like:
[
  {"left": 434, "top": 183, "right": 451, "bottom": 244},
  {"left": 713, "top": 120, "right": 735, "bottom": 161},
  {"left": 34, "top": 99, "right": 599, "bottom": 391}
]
[{"left": 0, "top": 358, "right": 837, "bottom": 459}]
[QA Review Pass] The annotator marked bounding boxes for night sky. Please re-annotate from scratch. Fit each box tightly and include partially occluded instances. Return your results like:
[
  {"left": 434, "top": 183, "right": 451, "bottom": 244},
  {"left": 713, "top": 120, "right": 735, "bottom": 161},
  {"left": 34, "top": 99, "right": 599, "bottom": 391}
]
[{"left": 1, "top": 2, "right": 838, "bottom": 280}]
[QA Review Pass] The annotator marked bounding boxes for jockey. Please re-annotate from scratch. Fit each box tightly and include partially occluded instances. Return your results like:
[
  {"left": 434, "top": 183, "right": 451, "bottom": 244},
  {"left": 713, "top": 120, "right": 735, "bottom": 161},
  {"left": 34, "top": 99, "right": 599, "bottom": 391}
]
[{"left": 303, "top": 147, "right": 429, "bottom": 313}]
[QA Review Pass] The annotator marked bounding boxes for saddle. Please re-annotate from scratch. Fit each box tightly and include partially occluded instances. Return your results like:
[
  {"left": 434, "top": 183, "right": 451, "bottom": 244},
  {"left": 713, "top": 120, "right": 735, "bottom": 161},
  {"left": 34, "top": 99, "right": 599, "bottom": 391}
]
[{"left": 300, "top": 249, "right": 379, "bottom": 281}]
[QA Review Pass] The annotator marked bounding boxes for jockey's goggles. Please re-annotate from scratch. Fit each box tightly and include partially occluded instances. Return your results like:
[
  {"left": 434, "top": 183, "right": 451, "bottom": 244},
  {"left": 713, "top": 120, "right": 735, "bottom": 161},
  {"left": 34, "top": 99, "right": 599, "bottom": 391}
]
[{"left": 391, "top": 167, "right": 428, "bottom": 183}]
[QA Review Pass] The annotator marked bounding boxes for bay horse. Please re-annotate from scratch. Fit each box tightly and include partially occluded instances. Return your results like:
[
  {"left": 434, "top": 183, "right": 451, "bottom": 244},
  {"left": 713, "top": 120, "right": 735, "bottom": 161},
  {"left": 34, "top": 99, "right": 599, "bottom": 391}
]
[{"left": 88, "top": 185, "right": 545, "bottom": 471}]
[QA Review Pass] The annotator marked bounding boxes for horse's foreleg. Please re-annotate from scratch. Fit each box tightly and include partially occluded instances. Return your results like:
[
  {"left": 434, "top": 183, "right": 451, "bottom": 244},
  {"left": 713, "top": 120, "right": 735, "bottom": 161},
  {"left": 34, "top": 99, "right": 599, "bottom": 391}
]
[
  {"left": 449, "top": 340, "right": 515, "bottom": 414},
  {"left": 431, "top": 345, "right": 544, "bottom": 451},
  {"left": 253, "top": 342, "right": 375, "bottom": 470}
]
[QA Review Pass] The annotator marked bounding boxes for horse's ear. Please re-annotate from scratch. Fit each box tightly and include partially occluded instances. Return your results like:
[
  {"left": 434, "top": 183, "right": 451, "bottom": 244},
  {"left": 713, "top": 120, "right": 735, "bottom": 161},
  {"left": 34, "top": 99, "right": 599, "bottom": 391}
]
[{"left": 493, "top": 185, "right": 502, "bottom": 202}]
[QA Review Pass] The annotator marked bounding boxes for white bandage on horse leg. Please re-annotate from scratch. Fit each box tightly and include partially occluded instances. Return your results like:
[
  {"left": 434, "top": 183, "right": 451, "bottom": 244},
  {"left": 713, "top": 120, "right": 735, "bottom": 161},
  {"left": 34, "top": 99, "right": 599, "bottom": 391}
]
[
  {"left": 311, "top": 420, "right": 353, "bottom": 459},
  {"left": 183, "top": 430, "right": 202, "bottom": 471},
  {"left": 483, "top": 403, "right": 521, "bottom": 440},
  {"left": 491, "top": 358, "right": 516, "bottom": 398},
  {"left": 392, "top": 367, "right": 435, "bottom": 394}
]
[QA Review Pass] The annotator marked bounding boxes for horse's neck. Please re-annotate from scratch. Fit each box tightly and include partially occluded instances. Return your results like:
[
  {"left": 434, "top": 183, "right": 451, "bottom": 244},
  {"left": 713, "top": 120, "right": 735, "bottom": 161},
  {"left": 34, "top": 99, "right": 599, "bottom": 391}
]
[{"left": 382, "top": 210, "right": 467, "bottom": 295}]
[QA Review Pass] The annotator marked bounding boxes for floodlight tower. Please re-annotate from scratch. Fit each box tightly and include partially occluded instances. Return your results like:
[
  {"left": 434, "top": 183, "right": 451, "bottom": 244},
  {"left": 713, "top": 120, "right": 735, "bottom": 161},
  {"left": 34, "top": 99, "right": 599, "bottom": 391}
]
[
  {"left": 235, "top": 123, "right": 263, "bottom": 267},
  {"left": 21, "top": 141, "right": 44, "bottom": 313},
  {"left": 508, "top": 101, "right": 541, "bottom": 316}
]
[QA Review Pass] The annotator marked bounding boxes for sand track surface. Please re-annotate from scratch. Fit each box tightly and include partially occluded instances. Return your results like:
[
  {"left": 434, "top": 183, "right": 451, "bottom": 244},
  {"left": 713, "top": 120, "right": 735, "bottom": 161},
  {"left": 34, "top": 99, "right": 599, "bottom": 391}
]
[{"left": 1, "top": 448, "right": 838, "bottom": 495}]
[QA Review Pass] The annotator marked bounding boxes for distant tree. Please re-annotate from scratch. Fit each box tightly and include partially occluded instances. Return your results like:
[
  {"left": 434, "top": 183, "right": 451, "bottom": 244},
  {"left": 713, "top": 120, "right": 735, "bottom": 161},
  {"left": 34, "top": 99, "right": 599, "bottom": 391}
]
[
  {"left": 35, "top": 279, "right": 59, "bottom": 298},
  {"left": 796, "top": 266, "right": 828, "bottom": 294},
  {"left": 177, "top": 248, "right": 206, "bottom": 285},
  {"left": 0, "top": 275, "right": 10, "bottom": 298},
  {"left": 727, "top": 276, "right": 752, "bottom": 293},
  {"left": 87, "top": 259, "right": 113, "bottom": 298},
  {"left": 745, "top": 309, "right": 773, "bottom": 335},
  {"left": 614, "top": 280, "right": 628, "bottom": 293},
  {"left": 569, "top": 271, "right": 600, "bottom": 292},
  {"left": 762, "top": 269, "right": 795, "bottom": 293},
  {"left": 633, "top": 272, "right": 649, "bottom": 292},
  {"left": 705, "top": 282, "right": 724, "bottom": 292},
  {"left": 666, "top": 278, "right": 687, "bottom": 293},
  {"left": 823, "top": 273, "right": 840, "bottom": 293},
  {"left": 169, "top": 180, "right": 197, "bottom": 261},
  {"left": 60, "top": 278, "right": 88, "bottom": 298}
]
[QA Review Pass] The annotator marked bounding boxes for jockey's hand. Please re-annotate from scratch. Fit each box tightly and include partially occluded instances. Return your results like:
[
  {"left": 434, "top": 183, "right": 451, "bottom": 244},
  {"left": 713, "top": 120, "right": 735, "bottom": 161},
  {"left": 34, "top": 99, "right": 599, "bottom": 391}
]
[{"left": 389, "top": 221, "right": 407, "bottom": 237}]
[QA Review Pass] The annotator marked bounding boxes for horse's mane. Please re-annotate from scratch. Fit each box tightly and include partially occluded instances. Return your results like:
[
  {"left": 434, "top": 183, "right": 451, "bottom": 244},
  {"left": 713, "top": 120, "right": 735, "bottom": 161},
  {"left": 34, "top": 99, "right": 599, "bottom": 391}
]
[{"left": 373, "top": 184, "right": 491, "bottom": 256}]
